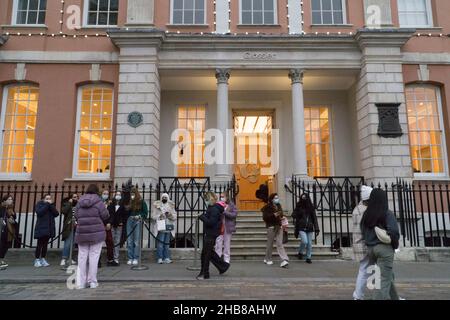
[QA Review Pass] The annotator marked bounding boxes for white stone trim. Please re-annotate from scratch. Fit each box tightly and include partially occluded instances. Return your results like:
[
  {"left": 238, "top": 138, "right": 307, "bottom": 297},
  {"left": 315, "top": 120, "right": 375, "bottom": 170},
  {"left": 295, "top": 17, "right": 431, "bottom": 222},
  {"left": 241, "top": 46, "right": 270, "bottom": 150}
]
[
  {"left": 403, "top": 52, "right": 450, "bottom": 65},
  {"left": 0, "top": 51, "right": 119, "bottom": 63},
  {"left": 215, "top": 0, "right": 229, "bottom": 34},
  {"left": 288, "top": 0, "right": 302, "bottom": 34}
]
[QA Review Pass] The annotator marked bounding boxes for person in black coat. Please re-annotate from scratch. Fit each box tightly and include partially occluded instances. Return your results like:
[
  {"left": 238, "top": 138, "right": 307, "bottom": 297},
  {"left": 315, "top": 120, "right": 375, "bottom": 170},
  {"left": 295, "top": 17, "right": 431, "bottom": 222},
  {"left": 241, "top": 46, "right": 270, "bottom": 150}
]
[
  {"left": 197, "top": 192, "right": 230, "bottom": 280},
  {"left": 34, "top": 194, "right": 59, "bottom": 267},
  {"left": 106, "top": 191, "right": 129, "bottom": 266},
  {"left": 292, "top": 193, "right": 320, "bottom": 264}
]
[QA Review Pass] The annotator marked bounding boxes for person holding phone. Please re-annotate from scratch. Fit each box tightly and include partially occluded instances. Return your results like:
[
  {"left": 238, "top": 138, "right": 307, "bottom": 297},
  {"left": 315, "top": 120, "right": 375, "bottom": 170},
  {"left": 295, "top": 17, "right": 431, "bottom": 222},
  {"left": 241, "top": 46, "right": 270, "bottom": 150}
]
[
  {"left": 34, "top": 194, "right": 59, "bottom": 267},
  {"left": 152, "top": 193, "right": 177, "bottom": 264}
]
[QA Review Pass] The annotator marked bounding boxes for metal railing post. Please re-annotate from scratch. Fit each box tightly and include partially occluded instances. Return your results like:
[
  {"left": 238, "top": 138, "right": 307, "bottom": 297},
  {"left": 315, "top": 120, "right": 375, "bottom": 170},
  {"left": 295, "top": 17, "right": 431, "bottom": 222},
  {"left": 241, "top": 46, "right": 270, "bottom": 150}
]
[
  {"left": 187, "top": 214, "right": 201, "bottom": 271},
  {"left": 131, "top": 216, "right": 149, "bottom": 271},
  {"left": 61, "top": 215, "right": 76, "bottom": 271}
]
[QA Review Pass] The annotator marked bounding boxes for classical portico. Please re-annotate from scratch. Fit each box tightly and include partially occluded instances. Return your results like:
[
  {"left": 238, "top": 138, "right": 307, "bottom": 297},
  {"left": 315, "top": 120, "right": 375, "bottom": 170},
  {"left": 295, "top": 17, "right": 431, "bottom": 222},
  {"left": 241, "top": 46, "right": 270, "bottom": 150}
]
[{"left": 108, "top": 27, "right": 415, "bottom": 202}]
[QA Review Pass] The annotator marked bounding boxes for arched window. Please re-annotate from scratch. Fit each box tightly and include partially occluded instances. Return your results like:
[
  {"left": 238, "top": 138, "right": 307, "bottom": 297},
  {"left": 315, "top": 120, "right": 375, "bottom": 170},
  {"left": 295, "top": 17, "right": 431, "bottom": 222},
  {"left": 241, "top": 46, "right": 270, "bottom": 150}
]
[
  {"left": 0, "top": 84, "right": 39, "bottom": 178},
  {"left": 73, "top": 85, "right": 113, "bottom": 178},
  {"left": 406, "top": 85, "right": 448, "bottom": 176}
]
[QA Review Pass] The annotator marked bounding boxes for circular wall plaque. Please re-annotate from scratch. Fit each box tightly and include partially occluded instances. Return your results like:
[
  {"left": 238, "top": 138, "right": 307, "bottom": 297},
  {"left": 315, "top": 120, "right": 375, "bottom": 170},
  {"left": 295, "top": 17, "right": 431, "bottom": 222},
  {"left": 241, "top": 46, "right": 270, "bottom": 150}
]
[{"left": 127, "top": 111, "right": 143, "bottom": 128}]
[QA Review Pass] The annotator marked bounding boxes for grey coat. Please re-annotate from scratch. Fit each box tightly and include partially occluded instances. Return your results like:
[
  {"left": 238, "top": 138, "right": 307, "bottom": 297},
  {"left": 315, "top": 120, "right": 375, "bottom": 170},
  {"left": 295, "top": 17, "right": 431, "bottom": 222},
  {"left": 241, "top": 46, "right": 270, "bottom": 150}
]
[{"left": 74, "top": 194, "right": 110, "bottom": 244}]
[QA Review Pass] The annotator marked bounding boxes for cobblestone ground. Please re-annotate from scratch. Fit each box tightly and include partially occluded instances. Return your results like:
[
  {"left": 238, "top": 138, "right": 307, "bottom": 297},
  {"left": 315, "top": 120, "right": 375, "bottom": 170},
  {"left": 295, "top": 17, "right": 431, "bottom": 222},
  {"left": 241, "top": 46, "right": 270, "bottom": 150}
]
[{"left": 1, "top": 280, "right": 450, "bottom": 300}]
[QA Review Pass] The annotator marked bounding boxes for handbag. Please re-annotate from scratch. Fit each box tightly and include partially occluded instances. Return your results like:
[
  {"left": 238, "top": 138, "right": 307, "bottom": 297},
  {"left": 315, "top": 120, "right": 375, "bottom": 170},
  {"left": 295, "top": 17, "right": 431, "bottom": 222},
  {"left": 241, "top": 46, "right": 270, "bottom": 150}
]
[
  {"left": 375, "top": 226, "right": 391, "bottom": 244},
  {"left": 157, "top": 219, "right": 166, "bottom": 232},
  {"left": 166, "top": 223, "right": 174, "bottom": 232}
]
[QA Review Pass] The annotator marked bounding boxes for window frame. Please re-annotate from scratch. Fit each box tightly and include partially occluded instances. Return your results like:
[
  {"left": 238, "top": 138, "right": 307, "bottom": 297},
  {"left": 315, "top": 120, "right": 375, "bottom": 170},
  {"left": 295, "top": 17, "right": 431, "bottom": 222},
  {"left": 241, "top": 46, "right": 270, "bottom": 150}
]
[
  {"left": 0, "top": 84, "right": 39, "bottom": 180},
  {"left": 83, "top": 0, "right": 119, "bottom": 28},
  {"left": 397, "top": 0, "right": 433, "bottom": 28},
  {"left": 406, "top": 85, "right": 449, "bottom": 178},
  {"left": 72, "top": 84, "right": 114, "bottom": 180},
  {"left": 310, "top": 0, "right": 347, "bottom": 25},
  {"left": 170, "top": 0, "right": 207, "bottom": 25},
  {"left": 174, "top": 104, "right": 207, "bottom": 178},
  {"left": 304, "top": 105, "right": 335, "bottom": 178},
  {"left": 239, "top": 0, "right": 278, "bottom": 25},
  {"left": 11, "top": 0, "right": 47, "bottom": 26}
]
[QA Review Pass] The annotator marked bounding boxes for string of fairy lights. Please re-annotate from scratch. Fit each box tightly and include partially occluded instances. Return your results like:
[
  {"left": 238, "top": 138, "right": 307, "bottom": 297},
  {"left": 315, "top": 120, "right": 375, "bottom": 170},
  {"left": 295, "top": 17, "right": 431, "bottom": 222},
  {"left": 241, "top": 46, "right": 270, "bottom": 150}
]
[{"left": 1, "top": 0, "right": 450, "bottom": 39}]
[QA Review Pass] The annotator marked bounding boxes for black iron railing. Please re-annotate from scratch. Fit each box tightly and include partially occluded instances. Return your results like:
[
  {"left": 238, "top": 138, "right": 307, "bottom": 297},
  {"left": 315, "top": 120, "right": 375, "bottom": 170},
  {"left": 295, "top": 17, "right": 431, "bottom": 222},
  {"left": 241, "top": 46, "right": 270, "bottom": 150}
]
[
  {"left": 288, "top": 176, "right": 450, "bottom": 249},
  {"left": 0, "top": 175, "right": 238, "bottom": 250}
]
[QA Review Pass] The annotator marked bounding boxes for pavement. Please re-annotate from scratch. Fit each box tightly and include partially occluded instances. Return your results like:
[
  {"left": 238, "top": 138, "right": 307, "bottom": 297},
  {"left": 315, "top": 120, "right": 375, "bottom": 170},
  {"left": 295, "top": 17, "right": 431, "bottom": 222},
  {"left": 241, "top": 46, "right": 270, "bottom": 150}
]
[{"left": 0, "top": 258, "right": 450, "bottom": 300}]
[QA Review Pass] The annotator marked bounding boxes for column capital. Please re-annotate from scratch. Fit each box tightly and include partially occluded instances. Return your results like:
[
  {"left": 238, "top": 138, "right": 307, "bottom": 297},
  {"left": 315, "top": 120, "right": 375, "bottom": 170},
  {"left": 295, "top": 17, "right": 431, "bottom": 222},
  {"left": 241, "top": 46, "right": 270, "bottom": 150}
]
[
  {"left": 216, "top": 68, "right": 230, "bottom": 84},
  {"left": 289, "top": 69, "right": 304, "bottom": 84}
]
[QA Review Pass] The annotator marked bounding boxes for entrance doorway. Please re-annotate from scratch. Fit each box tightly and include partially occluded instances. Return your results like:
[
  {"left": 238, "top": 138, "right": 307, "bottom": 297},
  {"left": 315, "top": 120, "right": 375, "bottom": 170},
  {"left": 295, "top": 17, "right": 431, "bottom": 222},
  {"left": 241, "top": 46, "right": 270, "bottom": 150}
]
[{"left": 233, "top": 110, "right": 276, "bottom": 211}]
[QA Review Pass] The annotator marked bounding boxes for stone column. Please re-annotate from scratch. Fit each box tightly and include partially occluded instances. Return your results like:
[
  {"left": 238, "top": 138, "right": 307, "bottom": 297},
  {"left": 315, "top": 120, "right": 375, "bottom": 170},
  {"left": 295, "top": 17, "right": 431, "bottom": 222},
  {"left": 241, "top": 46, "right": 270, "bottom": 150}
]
[
  {"left": 108, "top": 30, "right": 164, "bottom": 186},
  {"left": 215, "top": 68, "right": 231, "bottom": 181},
  {"left": 355, "top": 29, "right": 415, "bottom": 184},
  {"left": 289, "top": 69, "right": 308, "bottom": 178}
]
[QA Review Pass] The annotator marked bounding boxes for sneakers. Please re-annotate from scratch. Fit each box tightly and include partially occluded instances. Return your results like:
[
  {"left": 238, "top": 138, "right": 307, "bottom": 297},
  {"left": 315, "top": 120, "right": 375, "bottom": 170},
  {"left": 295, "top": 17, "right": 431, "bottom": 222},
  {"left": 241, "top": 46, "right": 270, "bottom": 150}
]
[
  {"left": 263, "top": 259, "right": 273, "bottom": 265},
  {"left": 219, "top": 262, "right": 230, "bottom": 275},
  {"left": 127, "top": 259, "right": 133, "bottom": 265},
  {"left": 40, "top": 258, "right": 50, "bottom": 267},
  {"left": 164, "top": 258, "right": 173, "bottom": 264},
  {"left": 157, "top": 258, "right": 163, "bottom": 264},
  {"left": 306, "top": 258, "right": 312, "bottom": 264},
  {"left": 280, "top": 260, "right": 289, "bottom": 268},
  {"left": 89, "top": 282, "right": 99, "bottom": 289},
  {"left": 114, "top": 259, "right": 120, "bottom": 265},
  {"left": 34, "top": 259, "right": 42, "bottom": 268},
  {"left": 196, "top": 274, "right": 210, "bottom": 280},
  {"left": 297, "top": 253, "right": 304, "bottom": 260},
  {"left": 132, "top": 259, "right": 138, "bottom": 266},
  {"left": 60, "top": 259, "right": 66, "bottom": 266},
  {"left": 0, "top": 261, "right": 8, "bottom": 270},
  {"left": 108, "top": 260, "right": 119, "bottom": 267}
]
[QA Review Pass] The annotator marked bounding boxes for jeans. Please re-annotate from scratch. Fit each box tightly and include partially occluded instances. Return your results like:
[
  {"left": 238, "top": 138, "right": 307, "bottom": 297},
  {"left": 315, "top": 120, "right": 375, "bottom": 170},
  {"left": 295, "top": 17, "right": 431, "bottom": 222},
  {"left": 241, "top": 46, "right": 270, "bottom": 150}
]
[
  {"left": 368, "top": 244, "right": 400, "bottom": 300},
  {"left": 76, "top": 242, "right": 103, "bottom": 288},
  {"left": 0, "top": 230, "right": 11, "bottom": 259},
  {"left": 156, "top": 231, "right": 171, "bottom": 260},
  {"left": 126, "top": 217, "right": 141, "bottom": 260},
  {"left": 265, "top": 226, "right": 289, "bottom": 262},
  {"left": 215, "top": 233, "right": 232, "bottom": 263},
  {"left": 35, "top": 236, "right": 50, "bottom": 259},
  {"left": 200, "top": 234, "right": 229, "bottom": 277},
  {"left": 105, "top": 229, "right": 114, "bottom": 261},
  {"left": 62, "top": 230, "right": 74, "bottom": 259},
  {"left": 353, "top": 255, "right": 371, "bottom": 300},
  {"left": 112, "top": 226, "right": 122, "bottom": 261},
  {"left": 299, "top": 231, "right": 314, "bottom": 259}
]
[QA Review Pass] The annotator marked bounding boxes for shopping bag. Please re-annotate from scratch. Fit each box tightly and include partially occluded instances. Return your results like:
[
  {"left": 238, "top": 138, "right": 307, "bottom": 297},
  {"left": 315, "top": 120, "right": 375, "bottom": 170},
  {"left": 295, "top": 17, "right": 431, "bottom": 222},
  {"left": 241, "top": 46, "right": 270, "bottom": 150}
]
[{"left": 157, "top": 219, "right": 166, "bottom": 232}]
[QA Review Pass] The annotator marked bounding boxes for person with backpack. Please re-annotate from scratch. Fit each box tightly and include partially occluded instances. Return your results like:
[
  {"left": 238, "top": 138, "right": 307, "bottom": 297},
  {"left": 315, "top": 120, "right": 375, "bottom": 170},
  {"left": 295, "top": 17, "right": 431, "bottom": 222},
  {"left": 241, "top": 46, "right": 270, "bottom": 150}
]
[
  {"left": 361, "top": 188, "right": 400, "bottom": 300},
  {"left": 292, "top": 193, "right": 320, "bottom": 264},
  {"left": 33, "top": 194, "right": 59, "bottom": 267}
]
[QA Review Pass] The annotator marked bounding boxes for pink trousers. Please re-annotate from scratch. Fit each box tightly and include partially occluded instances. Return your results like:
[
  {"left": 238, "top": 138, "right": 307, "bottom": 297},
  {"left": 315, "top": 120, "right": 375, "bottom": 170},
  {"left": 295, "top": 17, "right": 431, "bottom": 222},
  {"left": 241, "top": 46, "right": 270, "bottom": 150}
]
[
  {"left": 215, "top": 233, "right": 232, "bottom": 263},
  {"left": 76, "top": 241, "right": 103, "bottom": 288}
]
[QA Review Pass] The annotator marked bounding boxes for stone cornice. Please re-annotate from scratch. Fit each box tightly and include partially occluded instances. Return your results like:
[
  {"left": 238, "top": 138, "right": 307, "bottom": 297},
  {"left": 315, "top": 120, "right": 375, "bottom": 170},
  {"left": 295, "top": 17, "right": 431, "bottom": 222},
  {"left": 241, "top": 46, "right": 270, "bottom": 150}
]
[
  {"left": 107, "top": 28, "right": 165, "bottom": 48},
  {"left": 0, "top": 35, "right": 8, "bottom": 46},
  {"left": 355, "top": 28, "right": 416, "bottom": 49}
]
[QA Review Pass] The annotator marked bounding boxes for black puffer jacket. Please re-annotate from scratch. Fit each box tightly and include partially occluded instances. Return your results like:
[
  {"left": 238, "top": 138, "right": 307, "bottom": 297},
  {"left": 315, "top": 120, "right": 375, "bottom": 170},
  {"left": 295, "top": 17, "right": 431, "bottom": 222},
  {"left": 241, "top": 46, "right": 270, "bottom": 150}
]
[
  {"left": 107, "top": 201, "right": 129, "bottom": 228},
  {"left": 292, "top": 203, "right": 319, "bottom": 236},
  {"left": 199, "top": 203, "right": 224, "bottom": 238}
]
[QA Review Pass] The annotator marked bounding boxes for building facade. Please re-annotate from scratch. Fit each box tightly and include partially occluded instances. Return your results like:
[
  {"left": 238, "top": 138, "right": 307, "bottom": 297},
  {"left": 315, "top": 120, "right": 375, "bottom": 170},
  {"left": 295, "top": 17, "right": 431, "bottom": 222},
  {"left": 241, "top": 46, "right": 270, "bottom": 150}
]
[{"left": 1, "top": 0, "right": 450, "bottom": 210}]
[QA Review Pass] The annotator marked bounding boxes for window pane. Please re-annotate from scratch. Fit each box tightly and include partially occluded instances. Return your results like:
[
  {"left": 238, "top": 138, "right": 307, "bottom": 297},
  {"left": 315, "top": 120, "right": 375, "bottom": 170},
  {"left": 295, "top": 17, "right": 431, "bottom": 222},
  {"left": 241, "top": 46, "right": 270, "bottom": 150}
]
[
  {"left": 88, "top": 12, "right": 97, "bottom": 25},
  {"left": 108, "top": 13, "right": 118, "bottom": 25},
  {"left": 99, "top": 0, "right": 109, "bottom": 11},
  {"left": 312, "top": 11, "right": 322, "bottom": 24},
  {"left": 253, "top": 11, "right": 263, "bottom": 24},
  {"left": 264, "top": 0, "right": 274, "bottom": 10},
  {"left": 264, "top": 11, "right": 274, "bottom": 24},
  {"left": 322, "top": 11, "right": 332, "bottom": 24},
  {"left": 173, "top": 10, "right": 183, "bottom": 23},
  {"left": 333, "top": 11, "right": 343, "bottom": 24},
  {"left": 322, "top": 0, "right": 332, "bottom": 10},
  {"left": 89, "top": 0, "right": 99, "bottom": 11},
  {"left": 27, "top": 11, "right": 37, "bottom": 24},
  {"left": 184, "top": 10, "right": 194, "bottom": 24},
  {"left": 110, "top": 0, "right": 119, "bottom": 11},
  {"left": 18, "top": 0, "right": 28, "bottom": 10},
  {"left": 98, "top": 12, "right": 108, "bottom": 25},
  {"left": 254, "top": 0, "right": 263, "bottom": 10},
  {"left": 185, "top": 0, "right": 194, "bottom": 10},
  {"left": 242, "top": 0, "right": 252, "bottom": 10},
  {"left": 29, "top": 0, "right": 39, "bottom": 10},
  {"left": 242, "top": 11, "right": 252, "bottom": 24},
  {"left": 195, "top": 10, "right": 204, "bottom": 24},
  {"left": 195, "top": 0, "right": 204, "bottom": 9},
  {"left": 312, "top": 0, "right": 321, "bottom": 10}
]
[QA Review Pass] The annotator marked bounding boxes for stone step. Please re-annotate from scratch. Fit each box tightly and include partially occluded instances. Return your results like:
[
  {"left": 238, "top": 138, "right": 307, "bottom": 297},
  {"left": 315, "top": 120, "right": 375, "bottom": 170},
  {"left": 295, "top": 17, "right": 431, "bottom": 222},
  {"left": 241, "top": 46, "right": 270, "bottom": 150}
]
[{"left": 231, "top": 251, "right": 339, "bottom": 261}]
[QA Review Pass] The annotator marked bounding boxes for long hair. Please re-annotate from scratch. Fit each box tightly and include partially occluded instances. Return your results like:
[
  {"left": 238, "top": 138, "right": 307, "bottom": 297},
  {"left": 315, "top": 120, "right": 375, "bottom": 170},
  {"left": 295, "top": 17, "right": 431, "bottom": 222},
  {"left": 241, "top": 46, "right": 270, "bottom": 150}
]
[
  {"left": 361, "top": 188, "right": 389, "bottom": 229},
  {"left": 130, "top": 187, "right": 142, "bottom": 212},
  {"left": 205, "top": 192, "right": 218, "bottom": 205},
  {"left": 298, "top": 193, "right": 314, "bottom": 215},
  {"left": 86, "top": 184, "right": 99, "bottom": 195}
]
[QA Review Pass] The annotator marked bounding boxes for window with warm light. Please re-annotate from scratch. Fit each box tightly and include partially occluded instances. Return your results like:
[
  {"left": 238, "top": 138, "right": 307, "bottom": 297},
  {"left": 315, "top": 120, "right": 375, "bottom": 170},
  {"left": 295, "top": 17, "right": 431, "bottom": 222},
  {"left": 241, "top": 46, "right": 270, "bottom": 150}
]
[
  {"left": 240, "top": 0, "right": 277, "bottom": 25},
  {"left": 74, "top": 86, "right": 113, "bottom": 177},
  {"left": 305, "top": 107, "right": 332, "bottom": 177},
  {"left": 406, "top": 85, "right": 447, "bottom": 176},
  {"left": 13, "top": 0, "right": 47, "bottom": 25},
  {"left": 85, "top": 0, "right": 118, "bottom": 26},
  {"left": 0, "top": 85, "right": 38, "bottom": 176},
  {"left": 171, "top": 0, "right": 206, "bottom": 24},
  {"left": 177, "top": 105, "right": 206, "bottom": 177},
  {"left": 397, "top": 0, "right": 433, "bottom": 28}
]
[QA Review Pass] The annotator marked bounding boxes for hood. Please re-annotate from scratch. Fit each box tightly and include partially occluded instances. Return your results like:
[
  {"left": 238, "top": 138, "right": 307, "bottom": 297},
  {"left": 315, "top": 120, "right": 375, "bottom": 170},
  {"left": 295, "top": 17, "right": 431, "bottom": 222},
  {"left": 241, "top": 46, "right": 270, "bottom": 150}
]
[{"left": 79, "top": 194, "right": 102, "bottom": 208}]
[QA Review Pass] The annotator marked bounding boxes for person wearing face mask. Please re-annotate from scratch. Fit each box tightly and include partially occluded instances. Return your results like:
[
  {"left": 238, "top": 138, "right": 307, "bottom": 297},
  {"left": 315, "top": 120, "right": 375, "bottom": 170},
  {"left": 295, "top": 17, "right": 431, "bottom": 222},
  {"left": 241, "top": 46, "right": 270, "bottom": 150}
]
[
  {"left": 152, "top": 193, "right": 177, "bottom": 264},
  {"left": 0, "top": 195, "right": 16, "bottom": 270},
  {"left": 197, "top": 192, "right": 230, "bottom": 280},
  {"left": 60, "top": 193, "right": 79, "bottom": 266},
  {"left": 126, "top": 187, "right": 148, "bottom": 266},
  {"left": 261, "top": 193, "right": 289, "bottom": 268},
  {"left": 214, "top": 191, "right": 238, "bottom": 264},
  {"left": 33, "top": 194, "right": 59, "bottom": 267},
  {"left": 100, "top": 189, "right": 112, "bottom": 267},
  {"left": 292, "top": 193, "right": 320, "bottom": 264},
  {"left": 106, "top": 191, "right": 129, "bottom": 266}
]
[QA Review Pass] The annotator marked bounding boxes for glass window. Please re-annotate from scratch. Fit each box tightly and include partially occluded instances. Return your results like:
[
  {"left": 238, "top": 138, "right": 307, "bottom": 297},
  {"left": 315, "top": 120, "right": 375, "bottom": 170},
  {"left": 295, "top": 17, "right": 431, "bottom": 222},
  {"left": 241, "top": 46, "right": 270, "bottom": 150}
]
[
  {"left": 241, "top": 0, "right": 276, "bottom": 24},
  {"left": 0, "top": 85, "right": 39, "bottom": 174},
  {"left": 15, "top": 0, "right": 46, "bottom": 25},
  {"left": 305, "top": 106, "right": 332, "bottom": 177},
  {"left": 75, "top": 86, "right": 113, "bottom": 176},
  {"left": 172, "top": 0, "right": 205, "bottom": 24},
  {"left": 398, "top": 0, "right": 432, "bottom": 27},
  {"left": 177, "top": 105, "right": 206, "bottom": 177},
  {"left": 311, "top": 0, "right": 344, "bottom": 25},
  {"left": 86, "top": 0, "right": 118, "bottom": 26},
  {"left": 406, "top": 86, "right": 446, "bottom": 175}
]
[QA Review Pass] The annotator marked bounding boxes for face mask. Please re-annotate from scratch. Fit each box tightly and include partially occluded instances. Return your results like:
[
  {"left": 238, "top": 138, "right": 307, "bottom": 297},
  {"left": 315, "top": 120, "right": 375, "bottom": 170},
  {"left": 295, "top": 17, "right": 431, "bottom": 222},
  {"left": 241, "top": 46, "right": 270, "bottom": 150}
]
[
  {"left": 220, "top": 197, "right": 225, "bottom": 202},
  {"left": 162, "top": 199, "right": 167, "bottom": 204},
  {"left": 115, "top": 195, "right": 121, "bottom": 201},
  {"left": 273, "top": 198, "right": 280, "bottom": 205},
  {"left": 131, "top": 195, "right": 135, "bottom": 200},
  {"left": 5, "top": 199, "right": 13, "bottom": 206},
  {"left": 102, "top": 194, "right": 109, "bottom": 201}
]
